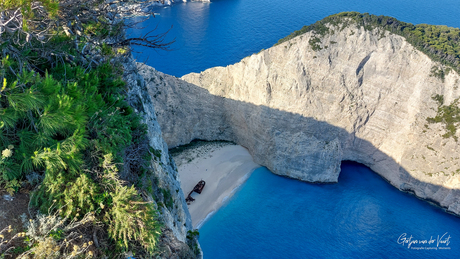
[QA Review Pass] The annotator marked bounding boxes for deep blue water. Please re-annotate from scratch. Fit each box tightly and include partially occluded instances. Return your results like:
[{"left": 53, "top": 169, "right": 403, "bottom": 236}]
[
  {"left": 128, "top": 0, "right": 460, "bottom": 77},
  {"left": 199, "top": 164, "right": 459, "bottom": 258}
]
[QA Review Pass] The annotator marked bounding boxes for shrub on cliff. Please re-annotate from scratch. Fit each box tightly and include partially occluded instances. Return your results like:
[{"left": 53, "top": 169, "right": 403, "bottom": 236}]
[
  {"left": 1, "top": 0, "right": 169, "bottom": 257},
  {"left": 276, "top": 12, "right": 460, "bottom": 74}
]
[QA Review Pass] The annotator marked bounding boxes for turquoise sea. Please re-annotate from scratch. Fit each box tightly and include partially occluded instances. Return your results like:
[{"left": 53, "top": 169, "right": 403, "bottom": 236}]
[
  {"left": 199, "top": 164, "right": 459, "bottom": 258},
  {"left": 128, "top": 0, "right": 460, "bottom": 257}
]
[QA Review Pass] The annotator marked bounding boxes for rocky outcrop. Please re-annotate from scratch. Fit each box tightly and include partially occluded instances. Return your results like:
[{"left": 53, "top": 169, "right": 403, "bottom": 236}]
[
  {"left": 123, "top": 56, "right": 201, "bottom": 258},
  {"left": 139, "top": 24, "right": 460, "bottom": 215},
  {"left": 119, "top": 0, "right": 210, "bottom": 15},
  {"left": 156, "top": 0, "right": 210, "bottom": 5}
]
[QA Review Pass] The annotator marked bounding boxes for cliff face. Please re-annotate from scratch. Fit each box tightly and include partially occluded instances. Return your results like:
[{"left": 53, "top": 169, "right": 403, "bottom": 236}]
[
  {"left": 140, "top": 25, "right": 460, "bottom": 215},
  {"left": 123, "top": 56, "right": 201, "bottom": 258}
]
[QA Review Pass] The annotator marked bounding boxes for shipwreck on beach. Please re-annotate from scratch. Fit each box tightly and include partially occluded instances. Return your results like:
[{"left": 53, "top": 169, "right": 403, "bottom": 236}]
[{"left": 186, "top": 180, "right": 206, "bottom": 204}]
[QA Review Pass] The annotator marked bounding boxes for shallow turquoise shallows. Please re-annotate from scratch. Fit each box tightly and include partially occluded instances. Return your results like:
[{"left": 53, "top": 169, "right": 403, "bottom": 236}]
[
  {"left": 199, "top": 164, "right": 459, "bottom": 258},
  {"left": 128, "top": 0, "right": 460, "bottom": 77}
]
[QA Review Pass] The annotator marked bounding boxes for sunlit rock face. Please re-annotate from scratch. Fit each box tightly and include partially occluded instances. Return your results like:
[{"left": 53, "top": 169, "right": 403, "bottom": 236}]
[
  {"left": 139, "top": 24, "right": 460, "bottom": 215},
  {"left": 123, "top": 56, "right": 202, "bottom": 258}
]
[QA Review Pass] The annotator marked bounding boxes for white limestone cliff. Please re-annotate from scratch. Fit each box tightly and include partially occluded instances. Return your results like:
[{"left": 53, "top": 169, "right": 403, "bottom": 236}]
[
  {"left": 139, "top": 24, "right": 460, "bottom": 215},
  {"left": 123, "top": 56, "right": 202, "bottom": 258}
]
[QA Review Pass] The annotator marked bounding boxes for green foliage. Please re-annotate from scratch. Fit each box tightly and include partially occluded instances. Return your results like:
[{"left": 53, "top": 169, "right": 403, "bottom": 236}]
[
  {"left": 107, "top": 184, "right": 161, "bottom": 253},
  {"left": 275, "top": 20, "right": 330, "bottom": 46},
  {"left": 99, "top": 154, "right": 161, "bottom": 253},
  {"left": 186, "top": 230, "right": 201, "bottom": 256},
  {"left": 430, "top": 66, "right": 448, "bottom": 82},
  {"left": 48, "top": 229, "right": 64, "bottom": 241},
  {"left": 186, "top": 230, "right": 200, "bottom": 240},
  {"left": 0, "top": 178, "right": 21, "bottom": 195},
  {"left": 161, "top": 188, "right": 174, "bottom": 210},
  {"left": 101, "top": 43, "right": 114, "bottom": 56},
  {"left": 0, "top": 0, "right": 169, "bottom": 256},
  {"left": 275, "top": 12, "right": 460, "bottom": 74},
  {"left": 16, "top": 64, "right": 163, "bottom": 253},
  {"left": 432, "top": 94, "right": 445, "bottom": 105},
  {"left": 0, "top": 0, "right": 59, "bottom": 18},
  {"left": 0, "top": 0, "right": 134, "bottom": 78},
  {"left": 151, "top": 147, "right": 162, "bottom": 160},
  {"left": 427, "top": 97, "right": 460, "bottom": 141},
  {"left": 1, "top": 57, "right": 162, "bottom": 255},
  {"left": 84, "top": 20, "right": 111, "bottom": 38},
  {"left": 309, "top": 37, "right": 322, "bottom": 51},
  {"left": 1, "top": 65, "right": 111, "bottom": 181}
]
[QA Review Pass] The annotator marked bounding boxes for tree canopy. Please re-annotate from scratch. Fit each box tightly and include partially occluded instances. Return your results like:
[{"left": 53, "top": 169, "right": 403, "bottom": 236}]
[{"left": 276, "top": 12, "right": 460, "bottom": 74}]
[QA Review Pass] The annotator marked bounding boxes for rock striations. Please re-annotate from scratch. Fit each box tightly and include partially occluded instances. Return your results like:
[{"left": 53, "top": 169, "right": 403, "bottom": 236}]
[
  {"left": 123, "top": 56, "right": 201, "bottom": 258},
  {"left": 139, "top": 23, "right": 460, "bottom": 215}
]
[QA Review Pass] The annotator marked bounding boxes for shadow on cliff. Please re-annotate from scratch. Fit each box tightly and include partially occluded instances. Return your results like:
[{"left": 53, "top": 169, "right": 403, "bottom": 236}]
[{"left": 149, "top": 74, "right": 460, "bottom": 216}]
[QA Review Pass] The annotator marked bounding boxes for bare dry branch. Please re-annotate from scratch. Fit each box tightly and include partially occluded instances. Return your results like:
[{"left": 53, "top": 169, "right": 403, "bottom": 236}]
[{"left": 1, "top": 0, "right": 172, "bottom": 76}]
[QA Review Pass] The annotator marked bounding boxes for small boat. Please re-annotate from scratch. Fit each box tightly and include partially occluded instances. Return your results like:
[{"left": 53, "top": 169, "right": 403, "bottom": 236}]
[
  {"left": 192, "top": 180, "right": 206, "bottom": 194},
  {"left": 186, "top": 180, "right": 206, "bottom": 204}
]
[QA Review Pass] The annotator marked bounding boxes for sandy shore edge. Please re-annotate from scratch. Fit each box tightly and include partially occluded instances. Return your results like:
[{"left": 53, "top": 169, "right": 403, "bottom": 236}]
[{"left": 172, "top": 142, "right": 260, "bottom": 228}]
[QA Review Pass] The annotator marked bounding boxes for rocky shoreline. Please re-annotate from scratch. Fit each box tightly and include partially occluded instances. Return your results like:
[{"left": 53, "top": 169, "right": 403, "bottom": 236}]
[
  {"left": 170, "top": 140, "right": 235, "bottom": 168},
  {"left": 118, "top": 0, "right": 210, "bottom": 17}
]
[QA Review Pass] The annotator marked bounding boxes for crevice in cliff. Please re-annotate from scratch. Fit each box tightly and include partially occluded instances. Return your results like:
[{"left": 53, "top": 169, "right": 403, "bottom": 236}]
[{"left": 356, "top": 51, "right": 373, "bottom": 76}]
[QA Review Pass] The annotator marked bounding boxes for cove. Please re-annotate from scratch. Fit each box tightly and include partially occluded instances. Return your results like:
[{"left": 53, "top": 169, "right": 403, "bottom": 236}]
[
  {"left": 198, "top": 163, "right": 459, "bottom": 258},
  {"left": 128, "top": 0, "right": 460, "bottom": 77},
  {"left": 125, "top": 0, "right": 460, "bottom": 257}
]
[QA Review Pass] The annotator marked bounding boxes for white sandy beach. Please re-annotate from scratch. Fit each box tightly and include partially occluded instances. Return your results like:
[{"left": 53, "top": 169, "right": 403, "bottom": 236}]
[{"left": 173, "top": 143, "right": 260, "bottom": 228}]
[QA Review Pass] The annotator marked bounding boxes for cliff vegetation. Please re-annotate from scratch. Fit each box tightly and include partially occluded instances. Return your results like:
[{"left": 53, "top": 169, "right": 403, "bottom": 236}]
[
  {"left": 277, "top": 12, "right": 460, "bottom": 74},
  {"left": 0, "top": 0, "right": 176, "bottom": 258}
]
